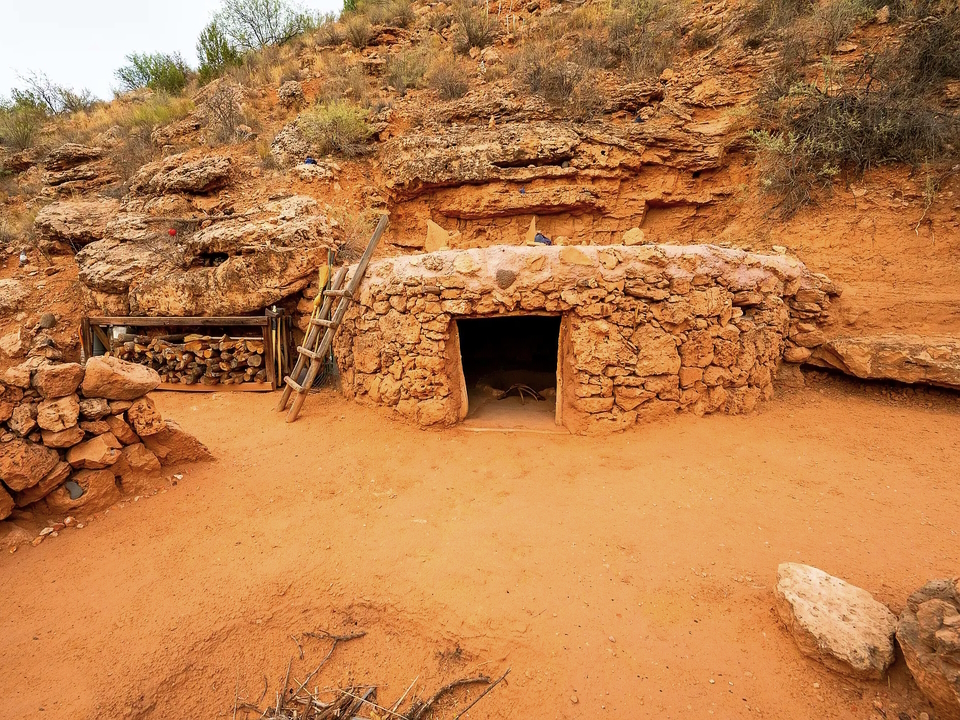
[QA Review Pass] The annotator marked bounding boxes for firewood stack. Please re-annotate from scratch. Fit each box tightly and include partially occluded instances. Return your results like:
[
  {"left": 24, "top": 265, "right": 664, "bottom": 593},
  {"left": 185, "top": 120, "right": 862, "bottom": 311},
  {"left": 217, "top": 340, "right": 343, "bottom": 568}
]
[{"left": 108, "top": 334, "right": 267, "bottom": 386}]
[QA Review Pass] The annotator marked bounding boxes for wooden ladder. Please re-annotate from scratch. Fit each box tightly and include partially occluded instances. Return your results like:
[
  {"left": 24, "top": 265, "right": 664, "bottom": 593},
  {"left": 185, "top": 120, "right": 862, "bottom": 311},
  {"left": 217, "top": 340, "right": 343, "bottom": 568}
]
[{"left": 277, "top": 214, "right": 389, "bottom": 423}]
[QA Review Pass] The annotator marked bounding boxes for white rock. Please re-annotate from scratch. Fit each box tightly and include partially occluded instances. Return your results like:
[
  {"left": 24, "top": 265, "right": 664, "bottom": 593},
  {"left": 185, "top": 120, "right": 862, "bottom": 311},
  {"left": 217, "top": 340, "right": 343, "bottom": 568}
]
[{"left": 775, "top": 562, "right": 897, "bottom": 679}]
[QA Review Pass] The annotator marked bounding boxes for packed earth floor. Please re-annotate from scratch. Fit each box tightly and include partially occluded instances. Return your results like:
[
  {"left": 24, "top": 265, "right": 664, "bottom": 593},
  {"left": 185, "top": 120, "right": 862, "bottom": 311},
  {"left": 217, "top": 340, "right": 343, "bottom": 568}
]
[{"left": 1, "top": 374, "right": 958, "bottom": 720}]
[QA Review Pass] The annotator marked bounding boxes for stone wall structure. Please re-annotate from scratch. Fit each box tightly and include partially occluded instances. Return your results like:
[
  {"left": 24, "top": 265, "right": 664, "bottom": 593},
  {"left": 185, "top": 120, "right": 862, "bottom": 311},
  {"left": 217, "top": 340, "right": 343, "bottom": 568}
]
[
  {"left": 334, "top": 244, "right": 838, "bottom": 433},
  {"left": 0, "top": 356, "right": 212, "bottom": 525}
]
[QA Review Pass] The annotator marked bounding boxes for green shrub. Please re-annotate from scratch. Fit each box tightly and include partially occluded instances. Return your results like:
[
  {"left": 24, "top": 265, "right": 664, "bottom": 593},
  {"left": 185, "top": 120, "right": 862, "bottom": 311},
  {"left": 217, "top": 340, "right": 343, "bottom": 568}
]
[
  {"left": 299, "top": 100, "right": 373, "bottom": 156},
  {"left": 0, "top": 101, "right": 46, "bottom": 150},
  {"left": 214, "top": 0, "right": 316, "bottom": 50},
  {"left": 427, "top": 59, "right": 471, "bottom": 99},
  {"left": 12, "top": 72, "right": 96, "bottom": 115},
  {"left": 562, "top": 0, "right": 680, "bottom": 77},
  {"left": 512, "top": 41, "right": 606, "bottom": 119},
  {"left": 115, "top": 53, "right": 191, "bottom": 94},
  {"left": 128, "top": 94, "right": 195, "bottom": 128},
  {"left": 387, "top": 0, "right": 416, "bottom": 27},
  {"left": 453, "top": 3, "right": 499, "bottom": 53},
  {"left": 385, "top": 48, "right": 430, "bottom": 95},
  {"left": 812, "top": 0, "right": 872, "bottom": 49},
  {"left": 197, "top": 20, "right": 244, "bottom": 84},
  {"left": 753, "top": 5, "right": 960, "bottom": 217}
]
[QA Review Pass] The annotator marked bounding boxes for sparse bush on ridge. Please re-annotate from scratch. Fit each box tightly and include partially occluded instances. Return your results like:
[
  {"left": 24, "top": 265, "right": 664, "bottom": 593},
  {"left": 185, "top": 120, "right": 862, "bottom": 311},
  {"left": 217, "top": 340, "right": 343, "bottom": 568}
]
[
  {"left": 529, "top": 0, "right": 680, "bottom": 78},
  {"left": 453, "top": 2, "right": 499, "bottom": 54},
  {"left": 753, "top": 4, "right": 960, "bottom": 215},
  {"left": 115, "top": 53, "right": 191, "bottom": 95},
  {"left": 299, "top": 100, "right": 373, "bottom": 156},
  {"left": 197, "top": 20, "right": 244, "bottom": 84},
  {"left": 204, "top": 82, "right": 248, "bottom": 144},
  {"left": 385, "top": 47, "right": 431, "bottom": 95},
  {"left": 316, "top": 16, "right": 345, "bottom": 46},
  {"left": 345, "top": 15, "right": 373, "bottom": 48},
  {"left": 427, "top": 59, "right": 471, "bottom": 100},
  {"left": 214, "top": 0, "right": 318, "bottom": 51},
  {"left": 316, "top": 53, "right": 372, "bottom": 106},
  {"left": 12, "top": 71, "right": 97, "bottom": 115},
  {"left": 0, "top": 100, "right": 46, "bottom": 150},
  {"left": 811, "top": 0, "right": 872, "bottom": 49},
  {"left": 511, "top": 41, "right": 605, "bottom": 120}
]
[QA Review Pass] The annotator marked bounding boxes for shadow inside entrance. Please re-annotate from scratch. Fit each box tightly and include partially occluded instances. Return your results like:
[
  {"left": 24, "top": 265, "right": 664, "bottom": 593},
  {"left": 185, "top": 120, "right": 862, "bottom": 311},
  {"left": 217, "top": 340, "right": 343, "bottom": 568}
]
[{"left": 456, "top": 315, "right": 565, "bottom": 432}]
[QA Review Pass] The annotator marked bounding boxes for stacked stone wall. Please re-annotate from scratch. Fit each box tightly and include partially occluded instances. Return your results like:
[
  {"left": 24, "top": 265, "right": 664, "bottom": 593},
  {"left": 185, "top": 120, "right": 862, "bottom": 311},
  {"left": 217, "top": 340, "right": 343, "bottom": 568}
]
[
  {"left": 0, "top": 356, "right": 212, "bottom": 525},
  {"left": 333, "top": 244, "right": 837, "bottom": 433}
]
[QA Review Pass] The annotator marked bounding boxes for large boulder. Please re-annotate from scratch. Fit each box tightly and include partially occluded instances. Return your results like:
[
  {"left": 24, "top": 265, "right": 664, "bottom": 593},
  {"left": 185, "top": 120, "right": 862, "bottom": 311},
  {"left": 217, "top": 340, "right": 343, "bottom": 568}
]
[
  {"left": 142, "top": 420, "right": 213, "bottom": 464},
  {"left": 76, "top": 236, "right": 177, "bottom": 296},
  {"left": 775, "top": 563, "right": 898, "bottom": 679},
  {"left": 66, "top": 433, "right": 123, "bottom": 469},
  {"left": 42, "top": 144, "right": 117, "bottom": 194},
  {"left": 45, "top": 469, "right": 121, "bottom": 515},
  {"left": 897, "top": 579, "right": 960, "bottom": 720},
  {"left": 32, "top": 362, "right": 85, "bottom": 399},
  {"left": 129, "top": 152, "right": 233, "bottom": 195},
  {"left": 36, "top": 395, "right": 80, "bottom": 432},
  {"left": 811, "top": 336, "right": 960, "bottom": 389},
  {"left": 81, "top": 356, "right": 160, "bottom": 400},
  {"left": 76, "top": 196, "right": 336, "bottom": 317},
  {"left": 45, "top": 143, "right": 103, "bottom": 170},
  {"left": 34, "top": 198, "right": 121, "bottom": 245},
  {"left": 0, "top": 439, "right": 61, "bottom": 491},
  {"left": 380, "top": 121, "right": 583, "bottom": 200}
]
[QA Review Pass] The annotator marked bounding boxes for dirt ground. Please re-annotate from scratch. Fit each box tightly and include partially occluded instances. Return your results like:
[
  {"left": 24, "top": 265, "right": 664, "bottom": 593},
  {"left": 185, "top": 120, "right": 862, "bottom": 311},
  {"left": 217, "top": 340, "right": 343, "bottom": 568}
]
[{"left": 1, "top": 374, "right": 958, "bottom": 720}]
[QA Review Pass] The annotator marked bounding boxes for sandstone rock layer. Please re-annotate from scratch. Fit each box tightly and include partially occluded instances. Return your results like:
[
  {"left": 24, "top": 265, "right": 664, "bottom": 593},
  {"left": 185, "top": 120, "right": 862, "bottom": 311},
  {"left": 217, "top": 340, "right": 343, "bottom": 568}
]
[{"left": 811, "top": 335, "right": 960, "bottom": 389}]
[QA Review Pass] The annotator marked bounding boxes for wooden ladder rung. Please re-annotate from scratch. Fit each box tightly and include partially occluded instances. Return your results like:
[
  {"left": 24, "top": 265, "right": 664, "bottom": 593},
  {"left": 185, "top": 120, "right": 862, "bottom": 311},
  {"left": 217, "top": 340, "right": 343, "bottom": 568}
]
[
  {"left": 310, "top": 318, "right": 337, "bottom": 328},
  {"left": 323, "top": 289, "right": 354, "bottom": 298},
  {"left": 284, "top": 376, "right": 305, "bottom": 392},
  {"left": 296, "top": 345, "right": 323, "bottom": 360}
]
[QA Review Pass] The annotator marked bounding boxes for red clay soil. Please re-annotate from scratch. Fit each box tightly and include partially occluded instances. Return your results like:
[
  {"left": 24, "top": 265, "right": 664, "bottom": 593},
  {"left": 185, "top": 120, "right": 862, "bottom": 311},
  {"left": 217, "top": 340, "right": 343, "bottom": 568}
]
[{"left": 1, "top": 375, "right": 958, "bottom": 720}]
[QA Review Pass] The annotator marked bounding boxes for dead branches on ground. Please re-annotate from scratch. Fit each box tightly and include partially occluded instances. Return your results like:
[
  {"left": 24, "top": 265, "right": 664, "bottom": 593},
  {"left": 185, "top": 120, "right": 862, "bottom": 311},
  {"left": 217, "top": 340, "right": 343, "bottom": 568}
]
[{"left": 235, "top": 629, "right": 509, "bottom": 720}]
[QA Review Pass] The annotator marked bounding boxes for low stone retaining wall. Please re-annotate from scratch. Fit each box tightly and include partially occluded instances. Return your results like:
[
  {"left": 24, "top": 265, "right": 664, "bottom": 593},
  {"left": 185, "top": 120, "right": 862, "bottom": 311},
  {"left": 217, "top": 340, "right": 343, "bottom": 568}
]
[
  {"left": 0, "top": 356, "right": 212, "bottom": 525},
  {"left": 334, "top": 244, "right": 838, "bottom": 433}
]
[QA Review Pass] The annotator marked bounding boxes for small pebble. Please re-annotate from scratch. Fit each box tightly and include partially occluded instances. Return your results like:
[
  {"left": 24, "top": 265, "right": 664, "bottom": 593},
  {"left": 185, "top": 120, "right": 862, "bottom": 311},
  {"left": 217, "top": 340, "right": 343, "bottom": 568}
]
[
  {"left": 709, "top": 679, "right": 715, "bottom": 684},
  {"left": 813, "top": 682, "right": 820, "bottom": 689},
  {"left": 608, "top": 636, "right": 615, "bottom": 643},
  {"left": 570, "top": 695, "right": 578, "bottom": 704}
]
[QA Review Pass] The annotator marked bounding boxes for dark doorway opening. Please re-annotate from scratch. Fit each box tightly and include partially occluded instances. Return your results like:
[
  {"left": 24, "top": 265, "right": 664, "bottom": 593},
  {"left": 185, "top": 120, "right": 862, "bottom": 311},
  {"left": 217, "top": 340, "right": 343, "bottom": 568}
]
[{"left": 456, "top": 315, "right": 561, "bottom": 427}]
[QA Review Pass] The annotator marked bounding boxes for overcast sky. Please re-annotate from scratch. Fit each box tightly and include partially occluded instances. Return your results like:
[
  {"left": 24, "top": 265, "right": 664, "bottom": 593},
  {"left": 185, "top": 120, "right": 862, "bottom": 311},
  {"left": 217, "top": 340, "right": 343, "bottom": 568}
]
[{"left": 2, "top": 0, "right": 341, "bottom": 101}]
